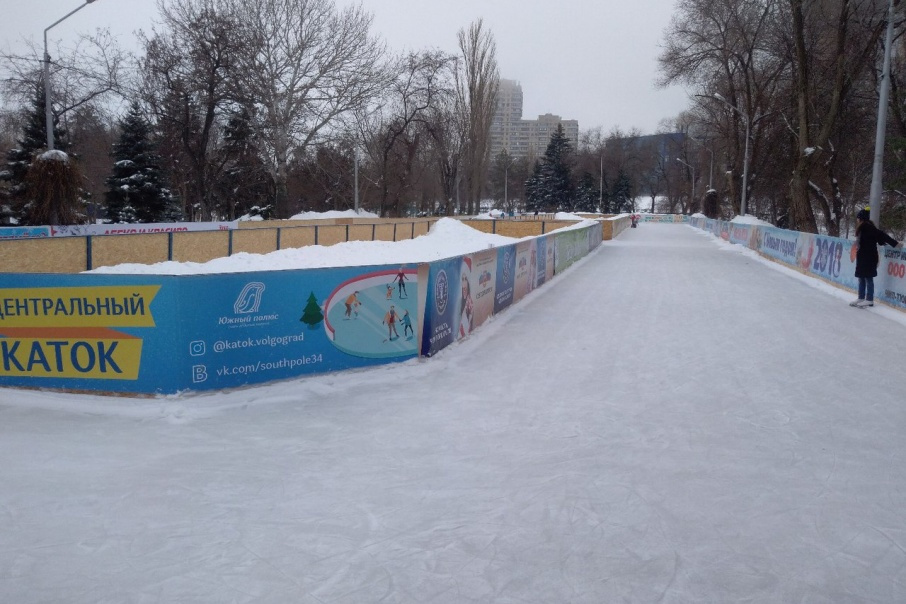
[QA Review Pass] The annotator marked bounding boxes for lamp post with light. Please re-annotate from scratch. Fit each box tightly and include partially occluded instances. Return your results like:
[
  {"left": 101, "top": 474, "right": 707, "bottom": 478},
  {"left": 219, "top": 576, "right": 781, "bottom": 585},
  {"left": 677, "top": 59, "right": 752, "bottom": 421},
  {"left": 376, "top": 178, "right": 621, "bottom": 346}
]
[{"left": 44, "top": 0, "right": 98, "bottom": 151}]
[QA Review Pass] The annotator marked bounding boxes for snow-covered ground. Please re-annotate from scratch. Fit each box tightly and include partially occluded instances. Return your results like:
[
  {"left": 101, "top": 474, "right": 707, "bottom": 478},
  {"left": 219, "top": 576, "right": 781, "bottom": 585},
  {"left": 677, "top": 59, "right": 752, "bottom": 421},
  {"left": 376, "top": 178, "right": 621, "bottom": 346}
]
[{"left": 3, "top": 223, "right": 906, "bottom": 602}]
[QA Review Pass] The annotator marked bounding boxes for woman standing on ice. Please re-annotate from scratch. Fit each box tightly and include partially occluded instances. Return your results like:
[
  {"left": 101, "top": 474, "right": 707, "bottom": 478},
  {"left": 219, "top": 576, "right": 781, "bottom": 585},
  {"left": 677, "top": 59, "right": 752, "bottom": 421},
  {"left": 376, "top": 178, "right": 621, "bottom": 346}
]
[{"left": 850, "top": 208, "right": 902, "bottom": 307}]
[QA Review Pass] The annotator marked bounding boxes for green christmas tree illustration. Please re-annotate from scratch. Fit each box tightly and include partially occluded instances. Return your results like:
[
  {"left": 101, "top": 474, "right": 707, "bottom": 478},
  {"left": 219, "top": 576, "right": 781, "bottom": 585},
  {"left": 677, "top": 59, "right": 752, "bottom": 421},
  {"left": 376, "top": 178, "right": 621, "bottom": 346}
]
[{"left": 300, "top": 292, "right": 324, "bottom": 329}]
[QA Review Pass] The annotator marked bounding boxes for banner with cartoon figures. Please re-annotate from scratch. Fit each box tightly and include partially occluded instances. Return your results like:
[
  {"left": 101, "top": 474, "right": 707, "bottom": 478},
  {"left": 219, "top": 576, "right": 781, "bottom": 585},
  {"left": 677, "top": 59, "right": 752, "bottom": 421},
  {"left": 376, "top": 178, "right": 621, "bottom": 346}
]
[
  {"left": 177, "top": 264, "right": 421, "bottom": 391},
  {"left": 0, "top": 263, "right": 422, "bottom": 394}
]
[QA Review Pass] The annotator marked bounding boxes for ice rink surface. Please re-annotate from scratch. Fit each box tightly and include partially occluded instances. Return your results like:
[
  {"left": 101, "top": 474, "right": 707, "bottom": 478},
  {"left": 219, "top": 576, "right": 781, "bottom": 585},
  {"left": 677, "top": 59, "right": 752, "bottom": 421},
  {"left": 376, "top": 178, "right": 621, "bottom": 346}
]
[{"left": 2, "top": 223, "right": 905, "bottom": 603}]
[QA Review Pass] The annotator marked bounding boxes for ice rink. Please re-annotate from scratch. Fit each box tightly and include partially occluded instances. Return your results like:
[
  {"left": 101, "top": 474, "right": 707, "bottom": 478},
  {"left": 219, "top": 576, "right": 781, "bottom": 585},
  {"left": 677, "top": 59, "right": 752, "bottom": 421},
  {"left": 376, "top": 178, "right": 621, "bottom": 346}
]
[{"left": 2, "top": 223, "right": 905, "bottom": 603}]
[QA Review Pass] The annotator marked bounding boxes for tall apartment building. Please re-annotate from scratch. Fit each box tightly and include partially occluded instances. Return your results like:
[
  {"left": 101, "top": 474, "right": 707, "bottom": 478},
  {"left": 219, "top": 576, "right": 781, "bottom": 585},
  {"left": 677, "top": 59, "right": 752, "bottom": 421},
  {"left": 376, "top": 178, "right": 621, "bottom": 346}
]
[{"left": 489, "top": 79, "right": 579, "bottom": 160}]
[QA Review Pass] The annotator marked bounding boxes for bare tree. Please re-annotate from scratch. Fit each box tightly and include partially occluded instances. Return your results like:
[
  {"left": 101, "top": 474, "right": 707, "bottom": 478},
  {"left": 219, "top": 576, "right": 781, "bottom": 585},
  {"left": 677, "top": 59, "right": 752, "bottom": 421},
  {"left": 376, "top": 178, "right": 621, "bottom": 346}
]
[
  {"left": 660, "top": 0, "right": 785, "bottom": 219},
  {"left": 787, "top": 0, "right": 892, "bottom": 233},
  {"left": 225, "top": 0, "right": 387, "bottom": 218},
  {"left": 366, "top": 51, "right": 457, "bottom": 217},
  {"left": 1, "top": 29, "right": 124, "bottom": 122},
  {"left": 456, "top": 19, "right": 499, "bottom": 216},
  {"left": 138, "top": 0, "right": 242, "bottom": 220}
]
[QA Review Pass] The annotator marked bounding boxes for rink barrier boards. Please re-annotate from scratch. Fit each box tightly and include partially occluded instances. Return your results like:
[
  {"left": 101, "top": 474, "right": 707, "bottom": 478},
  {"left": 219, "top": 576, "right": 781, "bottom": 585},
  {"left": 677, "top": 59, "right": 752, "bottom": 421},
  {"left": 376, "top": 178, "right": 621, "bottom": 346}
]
[
  {"left": 689, "top": 217, "right": 906, "bottom": 312},
  {"left": 0, "top": 223, "right": 603, "bottom": 395},
  {"left": 0, "top": 217, "right": 627, "bottom": 274}
]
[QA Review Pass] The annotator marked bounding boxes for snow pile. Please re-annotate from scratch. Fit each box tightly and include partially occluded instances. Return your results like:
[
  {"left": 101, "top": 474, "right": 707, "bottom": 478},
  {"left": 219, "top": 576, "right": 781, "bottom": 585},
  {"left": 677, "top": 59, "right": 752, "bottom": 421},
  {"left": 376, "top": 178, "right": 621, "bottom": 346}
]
[
  {"left": 730, "top": 214, "right": 773, "bottom": 226},
  {"left": 38, "top": 150, "right": 69, "bottom": 163},
  {"left": 473, "top": 209, "right": 506, "bottom": 219},
  {"left": 87, "top": 218, "right": 519, "bottom": 275},
  {"left": 289, "top": 209, "right": 379, "bottom": 220},
  {"left": 554, "top": 212, "right": 585, "bottom": 220}
]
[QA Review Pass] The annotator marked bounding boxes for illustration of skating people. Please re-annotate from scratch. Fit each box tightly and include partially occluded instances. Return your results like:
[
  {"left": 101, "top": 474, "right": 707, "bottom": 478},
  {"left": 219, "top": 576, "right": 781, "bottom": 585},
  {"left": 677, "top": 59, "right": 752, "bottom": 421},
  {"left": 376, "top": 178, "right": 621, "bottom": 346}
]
[
  {"left": 459, "top": 258, "right": 474, "bottom": 339},
  {"left": 395, "top": 267, "right": 409, "bottom": 298},
  {"left": 386, "top": 284, "right": 393, "bottom": 300},
  {"left": 401, "top": 309, "right": 413, "bottom": 339},
  {"left": 344, "top": 291, "right": 361, "bottom": 319},
  {"left": 383, "top": 305, "right": 400, "bottom": 341}
]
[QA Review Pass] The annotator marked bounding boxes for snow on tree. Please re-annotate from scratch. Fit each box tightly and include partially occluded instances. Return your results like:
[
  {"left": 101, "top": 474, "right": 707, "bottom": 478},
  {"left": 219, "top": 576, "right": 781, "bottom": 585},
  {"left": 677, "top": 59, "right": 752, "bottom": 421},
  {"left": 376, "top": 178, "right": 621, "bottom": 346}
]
[
  {"left": 105, "top": 102, "right": 180, "bottom": 223},
  {"left": 1, "top": 84, "right": 71, "bottom": 224},
  {"left": 524, "top": 123, "right": 575, "bottom": 212}
]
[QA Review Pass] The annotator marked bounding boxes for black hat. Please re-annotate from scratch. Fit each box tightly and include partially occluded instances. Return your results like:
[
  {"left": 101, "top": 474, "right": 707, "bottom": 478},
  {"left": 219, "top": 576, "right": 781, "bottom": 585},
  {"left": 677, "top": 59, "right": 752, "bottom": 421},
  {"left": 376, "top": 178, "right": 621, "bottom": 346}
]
[{"left": 857, "top": 209, "right": 870, "bottom": 221}]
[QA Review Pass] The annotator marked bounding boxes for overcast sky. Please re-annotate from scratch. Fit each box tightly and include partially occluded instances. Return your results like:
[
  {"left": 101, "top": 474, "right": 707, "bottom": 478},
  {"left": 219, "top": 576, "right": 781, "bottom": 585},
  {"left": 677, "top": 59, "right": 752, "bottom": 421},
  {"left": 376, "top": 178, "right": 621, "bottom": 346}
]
[{"left": 3, "top": 0, "right": 689, "bottom": 135}]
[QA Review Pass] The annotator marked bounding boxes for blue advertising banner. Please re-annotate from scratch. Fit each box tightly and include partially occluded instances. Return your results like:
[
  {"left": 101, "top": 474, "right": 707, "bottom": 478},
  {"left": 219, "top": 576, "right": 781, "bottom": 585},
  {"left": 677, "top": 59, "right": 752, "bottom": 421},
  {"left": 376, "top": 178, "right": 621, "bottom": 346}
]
[
  {"left": 535, "top": 236, "right": 548, "bottom": 288},
  {"left": 880, "top": 247, "right": 906, "bottom": 309},
  {"left": 0, "top": 263, "right": 422, "bottom": 394},
  {"left": 805, "top": 234, "right": 857, "bottom": 291},
  {"left": 0, "top": 273, "right": 178, "bottom": 394},
  {"left": 176, "top": 264, "right": 420, "bottom": 391},
  {"left": 729, "top": 223, "right": 751, "bottom": 246},
  {"left": 493, "top": 244, "right": 516, "bottom": 314},
  {"left": 2, "top": 227, "right": 605, "bottom": 394},
  {"left": 759, "top": 227, "right": 800, "bottom": 265},
  {"left": 0, "top": 226, "right": 50, "bottom": 239},
  {"left": 421, "top": 256, "right": 460, "bottom": 357}
]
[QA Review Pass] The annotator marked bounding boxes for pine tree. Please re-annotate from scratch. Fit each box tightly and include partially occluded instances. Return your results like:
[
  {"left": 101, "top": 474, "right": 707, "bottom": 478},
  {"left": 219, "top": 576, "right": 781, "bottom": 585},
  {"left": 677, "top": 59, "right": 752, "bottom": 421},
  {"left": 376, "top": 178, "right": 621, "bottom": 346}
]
[
  {"left": 542, "top": 124, "right": 575, "bottom": 212},
  {"left": 524, "top": 124, "right": 575, "bottom": 212},
  {"left": 300, "top": 292, "right": 324, "bottom": 329},
  {"left": 574, "top": 172, "right": 599, "bottom": 213},
  {"left": 611, "top": 169, "right": 633, "bottom": 214},
  {"left": 214, "top": 107, "right": 274, "bottom": 220},
  {"left": 105, "top": 102, "right": 179, "bottom": 223},
  {"left": 524, "top": 161, "right": 544, "bottom": 213},
  {"left": 1, "top": 84, "right": 69, "bottom": 224}
]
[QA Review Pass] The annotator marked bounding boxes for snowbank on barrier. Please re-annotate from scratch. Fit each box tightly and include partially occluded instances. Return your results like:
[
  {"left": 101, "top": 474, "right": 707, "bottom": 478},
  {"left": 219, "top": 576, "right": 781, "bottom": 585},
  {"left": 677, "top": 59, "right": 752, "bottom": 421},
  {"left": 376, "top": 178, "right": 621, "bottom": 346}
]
[{"left": 0, "top": 220, "right": 603, "bottom": 395}]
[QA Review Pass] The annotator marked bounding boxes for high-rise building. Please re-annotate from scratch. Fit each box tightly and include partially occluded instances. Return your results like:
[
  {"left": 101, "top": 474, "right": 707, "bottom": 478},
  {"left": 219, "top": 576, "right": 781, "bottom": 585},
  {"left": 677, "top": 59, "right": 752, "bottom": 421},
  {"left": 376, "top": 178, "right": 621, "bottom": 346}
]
[{"left": 489, "top": 79, "right": 579, "bottom": 160}]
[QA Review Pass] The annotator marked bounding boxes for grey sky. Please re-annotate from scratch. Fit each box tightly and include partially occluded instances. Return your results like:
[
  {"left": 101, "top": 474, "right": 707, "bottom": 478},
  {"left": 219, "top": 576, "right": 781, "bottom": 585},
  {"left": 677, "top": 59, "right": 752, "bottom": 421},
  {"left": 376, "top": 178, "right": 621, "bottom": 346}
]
[{"left": 3, "top": 0, "right": 689, "bottom": 135}]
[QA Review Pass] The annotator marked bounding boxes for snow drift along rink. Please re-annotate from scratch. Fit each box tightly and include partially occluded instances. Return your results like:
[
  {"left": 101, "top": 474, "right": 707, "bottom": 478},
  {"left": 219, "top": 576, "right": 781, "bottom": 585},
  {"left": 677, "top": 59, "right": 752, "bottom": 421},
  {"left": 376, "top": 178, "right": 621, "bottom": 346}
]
[{"left": 2, "top": 223, "right": 906, "bottom": 602}]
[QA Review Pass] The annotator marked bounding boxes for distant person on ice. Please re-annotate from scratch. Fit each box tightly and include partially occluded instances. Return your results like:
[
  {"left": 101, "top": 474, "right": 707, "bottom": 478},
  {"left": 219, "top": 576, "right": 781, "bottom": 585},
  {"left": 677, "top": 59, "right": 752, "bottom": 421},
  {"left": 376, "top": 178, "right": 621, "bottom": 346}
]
[{"left": 850, "top": 208, "right": 902, "bottom": 308}]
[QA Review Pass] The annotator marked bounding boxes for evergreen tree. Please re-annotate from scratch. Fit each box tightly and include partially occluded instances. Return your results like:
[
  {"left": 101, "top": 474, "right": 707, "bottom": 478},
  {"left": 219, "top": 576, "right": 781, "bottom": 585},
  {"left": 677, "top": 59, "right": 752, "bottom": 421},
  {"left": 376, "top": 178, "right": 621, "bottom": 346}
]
[
  {"left": 1, "top": 84, "right": 70, "bottom": 224},
  {"left": 542, "top": 124, "right": 575, "bottom": 212},
  {"left": 574, "top": 172, "right": 599, "bottom": 213},
  {"left": 524, "top": 161, "right": 544, "bottom": 213},
  {"left": 523, "top": 124, "right": 575, "bottom": 212},
  {"left": 610, "top": 169, "right": 633, "bottom": 214},
  {"left": 213, "top": 107, "right": 274, "bottom": 220},
  {"left": 105, "top": 102, "right": 179, "bottom": 223},
  {"left": 300, "top": 292, "right": 324, "bottom": 328}
]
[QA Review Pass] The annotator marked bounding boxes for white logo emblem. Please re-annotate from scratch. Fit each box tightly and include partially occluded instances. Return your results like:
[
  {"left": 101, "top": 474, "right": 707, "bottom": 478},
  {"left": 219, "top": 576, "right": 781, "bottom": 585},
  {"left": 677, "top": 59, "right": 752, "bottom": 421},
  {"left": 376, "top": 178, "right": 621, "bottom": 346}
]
[{"left": 234, "top": 282, "right": 266, "bottom": 314}]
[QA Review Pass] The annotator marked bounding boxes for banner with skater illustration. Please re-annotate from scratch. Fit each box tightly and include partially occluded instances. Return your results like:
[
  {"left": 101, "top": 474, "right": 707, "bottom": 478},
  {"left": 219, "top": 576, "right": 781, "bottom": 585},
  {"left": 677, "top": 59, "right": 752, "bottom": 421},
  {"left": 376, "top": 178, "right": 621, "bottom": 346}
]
[{"left": 0, "top": 263, "right": 421, "bottom": 394}]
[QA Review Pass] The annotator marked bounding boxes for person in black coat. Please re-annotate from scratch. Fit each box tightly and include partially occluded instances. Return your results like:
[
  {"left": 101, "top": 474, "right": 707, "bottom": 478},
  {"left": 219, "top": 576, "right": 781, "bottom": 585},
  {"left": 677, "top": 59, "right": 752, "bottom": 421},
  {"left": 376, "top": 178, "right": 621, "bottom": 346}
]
[{"left": 850, "top": 208, "right": 902, "bottom": 307}]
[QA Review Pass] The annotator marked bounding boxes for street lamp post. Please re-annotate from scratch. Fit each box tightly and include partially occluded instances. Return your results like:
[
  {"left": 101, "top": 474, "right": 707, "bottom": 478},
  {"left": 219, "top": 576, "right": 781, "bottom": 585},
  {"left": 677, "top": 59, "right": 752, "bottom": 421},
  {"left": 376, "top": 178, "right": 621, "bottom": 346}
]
[
  {"left": 44, "top": 0, "right": 98, "bottom": 151},
  {"left": 676, "top": 157, "right": 696, "bottom": 213},
  {"left": 868, "top": 0, "right": 896, "bottom": 224}
]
